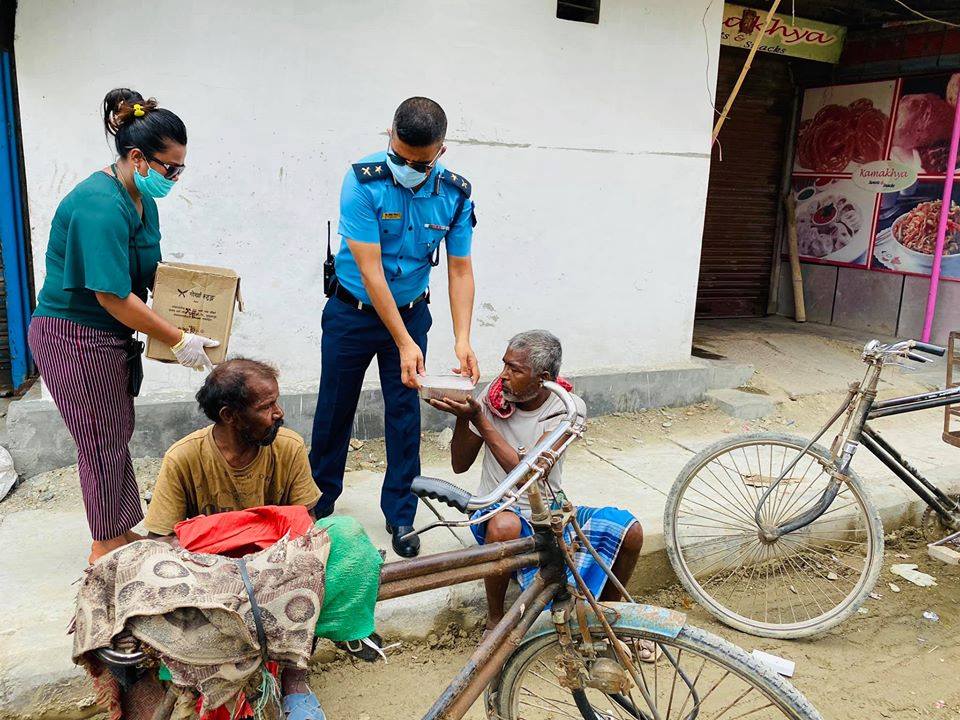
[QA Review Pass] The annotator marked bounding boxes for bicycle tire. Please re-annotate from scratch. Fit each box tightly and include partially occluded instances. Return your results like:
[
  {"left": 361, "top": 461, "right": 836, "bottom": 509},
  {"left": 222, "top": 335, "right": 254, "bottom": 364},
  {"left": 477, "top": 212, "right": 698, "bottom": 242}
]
[
  {"left": 664, "top": 432, "right": 884, "bottom": 639},
  {"left": 494, "top": 622, "right": 822, "bottom": 719}
]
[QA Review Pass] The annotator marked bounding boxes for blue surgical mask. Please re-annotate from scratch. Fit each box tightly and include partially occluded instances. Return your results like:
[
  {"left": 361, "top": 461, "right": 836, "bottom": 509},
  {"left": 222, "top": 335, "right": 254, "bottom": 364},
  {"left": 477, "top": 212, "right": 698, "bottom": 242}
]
[
  {"left": 385, "top": 155, "right": 428, "bottom": 189},
  {"left": 133, "top": 164, "right": 177, "bottom": 199}
]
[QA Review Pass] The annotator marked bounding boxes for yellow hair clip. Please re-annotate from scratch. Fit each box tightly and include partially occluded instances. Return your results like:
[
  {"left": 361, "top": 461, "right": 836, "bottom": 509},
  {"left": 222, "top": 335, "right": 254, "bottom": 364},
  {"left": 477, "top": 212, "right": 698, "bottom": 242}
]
[{"left": 133, "top": 103, "right": 145, "bottom": 117}]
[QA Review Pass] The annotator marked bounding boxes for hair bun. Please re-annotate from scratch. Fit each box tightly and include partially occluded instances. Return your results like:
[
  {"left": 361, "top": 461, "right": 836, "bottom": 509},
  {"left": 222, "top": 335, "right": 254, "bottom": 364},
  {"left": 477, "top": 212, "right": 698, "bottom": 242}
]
[{"left": 102, "top": 88, "right": 158, "bottom": 136}]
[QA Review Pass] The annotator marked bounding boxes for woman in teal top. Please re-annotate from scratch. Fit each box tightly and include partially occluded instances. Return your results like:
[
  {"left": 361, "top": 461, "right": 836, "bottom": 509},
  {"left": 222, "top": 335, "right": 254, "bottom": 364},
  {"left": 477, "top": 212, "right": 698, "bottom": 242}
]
[{"left": 29, "top": 88, "right": 218, "bottom": 564}]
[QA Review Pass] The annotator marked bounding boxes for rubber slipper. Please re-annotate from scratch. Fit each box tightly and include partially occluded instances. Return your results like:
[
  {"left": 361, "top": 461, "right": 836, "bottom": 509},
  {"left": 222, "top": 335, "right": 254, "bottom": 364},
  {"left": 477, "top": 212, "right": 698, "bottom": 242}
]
[{"left": 282, "top": 691, "right": 327, "bottom": 720}]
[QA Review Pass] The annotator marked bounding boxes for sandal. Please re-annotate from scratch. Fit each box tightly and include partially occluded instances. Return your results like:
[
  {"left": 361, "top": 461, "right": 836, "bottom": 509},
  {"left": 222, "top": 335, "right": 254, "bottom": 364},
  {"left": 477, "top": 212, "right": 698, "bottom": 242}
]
[
  {"left": 614, "top": 636, "right": 662, "bottom": 664},
  {"left": 335, "top": 632, "right": 388, "bottom": 663},
  {"left": 282, "top": 691, "right": 327, "bottom": 720}
]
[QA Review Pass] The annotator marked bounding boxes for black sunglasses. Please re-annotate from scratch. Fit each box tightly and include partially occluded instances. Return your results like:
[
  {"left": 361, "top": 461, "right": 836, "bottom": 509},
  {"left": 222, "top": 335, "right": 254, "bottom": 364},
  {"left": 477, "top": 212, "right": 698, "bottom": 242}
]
[
  {"left": 146, "top": 154, "right": 186, "bottom": 180},
  {"left": 387, "top": 144, "right": 442, "bottom": 175}
]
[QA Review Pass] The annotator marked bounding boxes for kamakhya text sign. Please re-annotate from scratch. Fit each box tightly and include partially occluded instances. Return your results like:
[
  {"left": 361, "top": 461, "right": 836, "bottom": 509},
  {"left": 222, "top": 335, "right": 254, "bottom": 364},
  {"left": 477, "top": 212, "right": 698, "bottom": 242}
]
[
  {"left": 852, "top": 161, "right": 919, "bottom": 194},
  {"left": 721, "top": 4, "right": 846, "bottom": 64}
]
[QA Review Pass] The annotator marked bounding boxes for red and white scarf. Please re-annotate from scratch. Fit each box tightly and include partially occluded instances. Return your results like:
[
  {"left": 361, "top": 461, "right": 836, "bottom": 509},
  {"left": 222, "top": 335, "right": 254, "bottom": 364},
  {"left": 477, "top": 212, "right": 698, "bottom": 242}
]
[{"left": 483, "top": 376, "right": 574, "bottom": 419}]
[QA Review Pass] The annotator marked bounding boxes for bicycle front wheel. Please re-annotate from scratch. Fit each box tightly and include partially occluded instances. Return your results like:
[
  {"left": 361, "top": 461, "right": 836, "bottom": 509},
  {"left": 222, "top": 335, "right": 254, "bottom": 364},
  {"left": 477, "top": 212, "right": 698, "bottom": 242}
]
[
  {"left": 494, "top": 622, "right": 822, "bottom": 719},
  {"left": 664, "top": 432, "right": 884, "bottom": 639}
]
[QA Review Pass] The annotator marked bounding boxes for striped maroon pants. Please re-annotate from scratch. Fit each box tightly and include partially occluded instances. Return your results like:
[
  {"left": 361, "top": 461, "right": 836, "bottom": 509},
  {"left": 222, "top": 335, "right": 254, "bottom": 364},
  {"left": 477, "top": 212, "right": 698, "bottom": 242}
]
[{"left": 28, "top": 316, "right": 143, "bottom": 541}]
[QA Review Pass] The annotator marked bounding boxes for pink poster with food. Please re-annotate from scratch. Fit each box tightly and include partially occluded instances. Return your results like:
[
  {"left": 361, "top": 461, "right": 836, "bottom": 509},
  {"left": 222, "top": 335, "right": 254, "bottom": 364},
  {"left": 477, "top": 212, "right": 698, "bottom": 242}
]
[{"left": 791, "top": 72, "right": 960, "bottom": 281}]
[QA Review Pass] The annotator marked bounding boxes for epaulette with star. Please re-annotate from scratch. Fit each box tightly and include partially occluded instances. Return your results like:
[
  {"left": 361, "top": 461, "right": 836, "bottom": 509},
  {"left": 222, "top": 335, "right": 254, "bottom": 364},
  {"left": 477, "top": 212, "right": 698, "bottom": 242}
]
[
  {"left": 352, "top": 161, "right": 392, "bottom": 183},
  {"left": 441, "top": 171, "right": 472, "bottom": 198}
]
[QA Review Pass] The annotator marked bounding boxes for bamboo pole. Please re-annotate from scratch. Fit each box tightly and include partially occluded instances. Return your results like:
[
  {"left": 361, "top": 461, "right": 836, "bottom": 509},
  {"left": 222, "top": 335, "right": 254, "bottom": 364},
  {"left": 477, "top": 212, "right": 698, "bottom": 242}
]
[
  {"left": 712, "top": 0, "right": 782, "bottom": 144},
  {"left": 784, "top": 192, "right": 806, "bottom": 323}
]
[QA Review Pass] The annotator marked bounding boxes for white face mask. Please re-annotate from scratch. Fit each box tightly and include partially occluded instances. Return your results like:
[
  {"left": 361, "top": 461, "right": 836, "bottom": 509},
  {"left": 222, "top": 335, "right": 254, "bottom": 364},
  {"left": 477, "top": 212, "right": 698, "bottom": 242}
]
[
  {"left": 385, "top": 139, "right": 442, "bottom": 188},
  {"left": 385, "top": 155, "right": 428, "bottom": 188}
]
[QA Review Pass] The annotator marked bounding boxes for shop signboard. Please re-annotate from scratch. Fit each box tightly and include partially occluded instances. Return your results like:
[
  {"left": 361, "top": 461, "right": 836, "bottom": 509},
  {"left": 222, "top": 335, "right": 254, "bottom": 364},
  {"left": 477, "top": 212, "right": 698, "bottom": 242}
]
[{"left": 721, "top": 4, "right": 846, "bottom": 64}]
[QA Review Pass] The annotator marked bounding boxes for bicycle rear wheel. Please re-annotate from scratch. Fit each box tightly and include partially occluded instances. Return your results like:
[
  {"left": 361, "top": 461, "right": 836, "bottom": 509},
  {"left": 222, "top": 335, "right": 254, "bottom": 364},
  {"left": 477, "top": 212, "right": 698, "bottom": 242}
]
[
  {"left": 664, "top": 432, "right": 883, "bottom": 639},
  {"left": 494, "top": 622, "right": 822, "bottom": 719}
]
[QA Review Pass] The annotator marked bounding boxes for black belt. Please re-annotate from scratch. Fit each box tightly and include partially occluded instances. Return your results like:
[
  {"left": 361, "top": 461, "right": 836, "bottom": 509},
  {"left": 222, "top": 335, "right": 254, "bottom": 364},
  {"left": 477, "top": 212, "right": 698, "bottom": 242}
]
[
  {"left": 235, "top": 558, "right": 269, "bottom": 665},
  {"left": 333, "top": 282, "right": 429, "bottom": 314}
]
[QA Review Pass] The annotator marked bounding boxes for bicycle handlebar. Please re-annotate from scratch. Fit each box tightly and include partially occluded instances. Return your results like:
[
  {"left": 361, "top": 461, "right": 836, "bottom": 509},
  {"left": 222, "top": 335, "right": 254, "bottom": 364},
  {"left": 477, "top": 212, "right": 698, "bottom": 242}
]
[
  {"left": 863, "top": 338, "right": 946, "bottom": 363},
  {"left": 410, "top": 476, "right": 472, "bottom": 513},
  {"left": 912, "top": 340, "right": 946, "bottom": 357},
  {"left": 411, "top": 381, "right": 582, "bottom": 513}
]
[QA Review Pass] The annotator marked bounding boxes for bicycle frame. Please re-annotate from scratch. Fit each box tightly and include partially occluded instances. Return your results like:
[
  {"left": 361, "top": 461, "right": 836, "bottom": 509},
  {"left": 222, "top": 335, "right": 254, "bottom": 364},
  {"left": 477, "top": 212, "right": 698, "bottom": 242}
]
[
  {"left": 377, "top": 520, "right": 565, "bottom": 720},
  {"left": 760, "top": 360, "right": 960, "bottom": 540}
]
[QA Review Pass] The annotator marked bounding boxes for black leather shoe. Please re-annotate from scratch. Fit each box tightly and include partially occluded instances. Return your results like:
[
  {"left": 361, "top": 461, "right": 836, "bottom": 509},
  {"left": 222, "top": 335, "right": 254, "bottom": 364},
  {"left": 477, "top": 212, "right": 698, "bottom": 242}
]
[{"left": 385, "top": 522, "right": 420, "bottom": 558}]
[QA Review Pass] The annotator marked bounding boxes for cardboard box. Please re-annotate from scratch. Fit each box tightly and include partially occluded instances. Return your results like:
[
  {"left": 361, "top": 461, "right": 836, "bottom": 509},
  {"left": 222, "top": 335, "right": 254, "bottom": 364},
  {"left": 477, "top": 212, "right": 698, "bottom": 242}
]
[{"left": 146, "top": 262, "right": 243, "bottom": 365}]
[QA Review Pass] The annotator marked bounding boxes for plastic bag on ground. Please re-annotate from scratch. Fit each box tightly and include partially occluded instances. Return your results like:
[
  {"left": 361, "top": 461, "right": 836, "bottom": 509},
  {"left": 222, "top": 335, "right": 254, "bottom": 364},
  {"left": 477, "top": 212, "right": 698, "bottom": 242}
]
[{"left": 0, "top": 446, "right": 18, "bottom": 502}]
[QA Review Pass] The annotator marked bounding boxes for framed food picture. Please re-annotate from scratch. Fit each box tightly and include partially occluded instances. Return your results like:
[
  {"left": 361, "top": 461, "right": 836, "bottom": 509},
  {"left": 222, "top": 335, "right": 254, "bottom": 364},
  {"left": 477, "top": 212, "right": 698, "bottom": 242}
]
[
  {"left": 873, "top": 183, "right": 960, "bottom": 279},
  {"left": 791, "top": 178, "right": 877, "bottom": 266},
  {"left": 890, "top": 74, "right": 960, "bottom": 177},
  {"left": 794, "top": 80, "right": 896, "bottom": 175}
]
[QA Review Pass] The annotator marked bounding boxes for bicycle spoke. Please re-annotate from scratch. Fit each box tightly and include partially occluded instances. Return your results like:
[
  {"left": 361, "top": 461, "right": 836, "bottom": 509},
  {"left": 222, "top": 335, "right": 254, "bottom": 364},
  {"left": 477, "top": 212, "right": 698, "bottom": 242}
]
[
  {"left": 673, "top": 657, "right": 707, "bottom": 719},
  {"left": 770, "top": 453, "right": 825, "bottom": 525},
  {"left": 676, "top": 492, "right": 757, "bottom": 532},
  {"left": 715, "top": 686, "right": 755, "bottom": 718},
  {"left": 687, "top": 536, "right": 762, "bottom": 579},
  {"left": 701, "top": 462, "right": 765, "bottom": 524},
  {"left": 700, "top": 540, "right": 766, "bottom": 594},
  {"left": 677, "top": 516, "right": 758, "bottom": 534},
  {"left": 778, "top": 535, "right": 866, "bottom": 576},
  {"left": 518, "top": 697, "right": 583, "bottom": 718},
  {"left": 708, "top": 459, "right": 770, "bottom": 524},
  {"left": 780, "top": 553, "right": 837, "bottom": 614},
  {"left": 665, "top": 648, "right": 682, "bottom": 720},
  {"left": 728, "top": 701, "right": 777, "bottom": 720}
]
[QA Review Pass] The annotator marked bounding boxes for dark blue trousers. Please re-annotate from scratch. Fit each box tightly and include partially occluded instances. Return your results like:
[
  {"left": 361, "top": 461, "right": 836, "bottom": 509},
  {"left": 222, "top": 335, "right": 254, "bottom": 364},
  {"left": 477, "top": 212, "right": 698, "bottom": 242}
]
[{"left": 309, "top": 296, "right": 431, "bottom": 525}]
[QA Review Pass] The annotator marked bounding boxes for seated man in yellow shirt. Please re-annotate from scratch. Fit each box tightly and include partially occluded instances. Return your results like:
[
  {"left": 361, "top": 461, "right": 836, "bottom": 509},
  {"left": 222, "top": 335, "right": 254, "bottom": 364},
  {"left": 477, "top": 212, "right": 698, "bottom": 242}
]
[
  {"left": 145, "top": 358, "right": 320, "bottom": 535},
  {"left": 145, "top": 357, "right": 324, "bottom": 717}
]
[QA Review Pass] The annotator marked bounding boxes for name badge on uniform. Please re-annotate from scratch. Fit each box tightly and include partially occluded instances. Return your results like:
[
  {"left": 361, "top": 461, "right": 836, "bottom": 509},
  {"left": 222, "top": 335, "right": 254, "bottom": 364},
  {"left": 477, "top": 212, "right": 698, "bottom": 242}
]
[
  {"left": 381, "top": 212, "right": 402, "bottom": 220},
  {"left": 424, "top": 223, "right": 450, "bottom": 231}
]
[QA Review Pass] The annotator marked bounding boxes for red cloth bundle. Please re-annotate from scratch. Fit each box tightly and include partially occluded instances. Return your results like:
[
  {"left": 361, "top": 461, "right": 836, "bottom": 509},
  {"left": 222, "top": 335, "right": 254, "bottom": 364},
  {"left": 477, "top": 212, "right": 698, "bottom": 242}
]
[{"left": 174, "top": 505, "right": 313, "bottom": 557}]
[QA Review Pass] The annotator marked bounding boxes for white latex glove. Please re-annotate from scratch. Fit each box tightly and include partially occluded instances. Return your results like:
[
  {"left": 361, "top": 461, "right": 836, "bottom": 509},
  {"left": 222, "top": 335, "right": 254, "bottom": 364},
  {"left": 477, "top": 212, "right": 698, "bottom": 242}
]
[{"left": 171, "top": 333, "right": 219, "bottom": 371}]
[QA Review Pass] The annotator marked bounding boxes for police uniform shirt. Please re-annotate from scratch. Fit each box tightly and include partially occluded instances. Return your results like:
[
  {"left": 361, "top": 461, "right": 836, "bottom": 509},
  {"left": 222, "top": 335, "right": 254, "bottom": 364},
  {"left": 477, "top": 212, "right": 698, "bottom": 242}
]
[{"left": 335, "top": 151, "right": 476, "bottom": 307}]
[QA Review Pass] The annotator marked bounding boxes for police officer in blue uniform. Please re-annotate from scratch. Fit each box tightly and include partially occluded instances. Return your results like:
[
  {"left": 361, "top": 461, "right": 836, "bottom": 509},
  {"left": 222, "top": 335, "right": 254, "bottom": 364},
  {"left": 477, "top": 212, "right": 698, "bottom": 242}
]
[{"left": 310, "top": 97, "right": 479, "bottom": 557}]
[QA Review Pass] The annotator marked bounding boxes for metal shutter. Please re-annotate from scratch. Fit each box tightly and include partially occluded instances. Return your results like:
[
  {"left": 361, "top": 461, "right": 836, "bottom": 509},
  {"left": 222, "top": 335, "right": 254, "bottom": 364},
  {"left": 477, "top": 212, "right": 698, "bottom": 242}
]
[{"left": 695, "top": 47, "right": 794, "bottom": 318}]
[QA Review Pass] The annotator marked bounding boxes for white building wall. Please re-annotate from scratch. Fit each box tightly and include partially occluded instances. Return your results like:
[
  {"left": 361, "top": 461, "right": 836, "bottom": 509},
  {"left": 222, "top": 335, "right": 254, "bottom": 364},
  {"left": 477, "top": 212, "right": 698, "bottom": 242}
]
[{"left": 15, "top": 0, "right": 721, "bottom": 397}]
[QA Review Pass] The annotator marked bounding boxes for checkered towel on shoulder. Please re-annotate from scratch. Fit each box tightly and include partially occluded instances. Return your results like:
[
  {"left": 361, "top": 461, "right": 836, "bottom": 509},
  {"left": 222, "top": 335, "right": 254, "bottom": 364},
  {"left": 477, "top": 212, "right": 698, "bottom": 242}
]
[{"left": 470, "top": 503, "right": 638, "bottom": 598}]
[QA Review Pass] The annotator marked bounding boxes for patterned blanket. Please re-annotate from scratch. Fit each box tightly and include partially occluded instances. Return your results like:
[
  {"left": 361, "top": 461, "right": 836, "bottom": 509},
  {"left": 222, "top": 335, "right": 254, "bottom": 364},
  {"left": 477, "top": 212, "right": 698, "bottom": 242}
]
[{"left": 73, "top": 528, "right": 330, "bottom": 713}]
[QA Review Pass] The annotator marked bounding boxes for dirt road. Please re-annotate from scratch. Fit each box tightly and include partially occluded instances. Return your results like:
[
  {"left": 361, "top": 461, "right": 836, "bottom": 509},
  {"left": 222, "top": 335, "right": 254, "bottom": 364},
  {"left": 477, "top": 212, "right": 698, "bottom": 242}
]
[{"left": 313, "top": 533, "right": 960, "bottom": 719}]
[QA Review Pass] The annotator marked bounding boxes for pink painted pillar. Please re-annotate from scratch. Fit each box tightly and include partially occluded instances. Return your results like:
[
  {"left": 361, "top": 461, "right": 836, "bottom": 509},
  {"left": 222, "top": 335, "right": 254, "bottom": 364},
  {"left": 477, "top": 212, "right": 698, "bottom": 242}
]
[{"left": 921, "top": 98, "right": 960, "bottom": 343}]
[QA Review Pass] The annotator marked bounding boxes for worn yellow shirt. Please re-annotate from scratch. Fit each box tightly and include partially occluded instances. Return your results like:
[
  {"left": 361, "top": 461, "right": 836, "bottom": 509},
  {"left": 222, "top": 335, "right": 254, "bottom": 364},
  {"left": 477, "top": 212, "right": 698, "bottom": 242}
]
[{"left": 144, "top": 425, "right": 321, "bottom": 535}]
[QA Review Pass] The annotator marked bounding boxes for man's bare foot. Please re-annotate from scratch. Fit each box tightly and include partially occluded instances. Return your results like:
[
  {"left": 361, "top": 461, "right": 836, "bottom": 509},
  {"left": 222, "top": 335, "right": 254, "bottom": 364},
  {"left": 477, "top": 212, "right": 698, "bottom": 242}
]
[
  {"left": 124, "top": 530, "right": 144, "bottom": 543},
  {"left": 481, "top": 617, "right": 502, "bottom": 642},
  {"left": 281, "top": 667, "right": 311, "bottom": 696},
  {"left": 89, "top": 535, "right": 131, "bottom": 565}
]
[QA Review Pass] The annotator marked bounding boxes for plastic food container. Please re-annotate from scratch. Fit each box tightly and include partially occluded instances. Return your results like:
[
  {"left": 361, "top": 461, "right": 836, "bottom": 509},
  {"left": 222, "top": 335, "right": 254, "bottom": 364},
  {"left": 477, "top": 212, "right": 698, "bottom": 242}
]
[{"left": 418, "top": 375, "right": 476, "bottom": 403}]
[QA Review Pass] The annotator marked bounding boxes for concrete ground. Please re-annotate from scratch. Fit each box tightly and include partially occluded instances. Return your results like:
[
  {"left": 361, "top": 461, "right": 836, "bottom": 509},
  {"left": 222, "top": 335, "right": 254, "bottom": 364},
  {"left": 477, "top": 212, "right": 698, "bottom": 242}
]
[{"left": 2, "top": 318, "right": 959, "bottom": 718}]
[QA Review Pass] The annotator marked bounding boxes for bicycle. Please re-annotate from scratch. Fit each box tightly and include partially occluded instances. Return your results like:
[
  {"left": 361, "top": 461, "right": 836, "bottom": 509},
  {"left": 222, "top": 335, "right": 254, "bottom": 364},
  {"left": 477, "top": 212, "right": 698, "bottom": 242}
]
[
  {"left": 98, "top": 383, "right": 822, "bottom": 719},
  {"left": 664, "top": 338, "right": 960, "bottom": 639}
]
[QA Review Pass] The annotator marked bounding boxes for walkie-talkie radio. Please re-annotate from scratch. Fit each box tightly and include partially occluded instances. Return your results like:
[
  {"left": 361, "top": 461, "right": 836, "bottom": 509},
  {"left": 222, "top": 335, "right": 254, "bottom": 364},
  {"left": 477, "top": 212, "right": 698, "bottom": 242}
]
[{"left": 323, "top": 219, "right": 336, "bottom": 298}]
